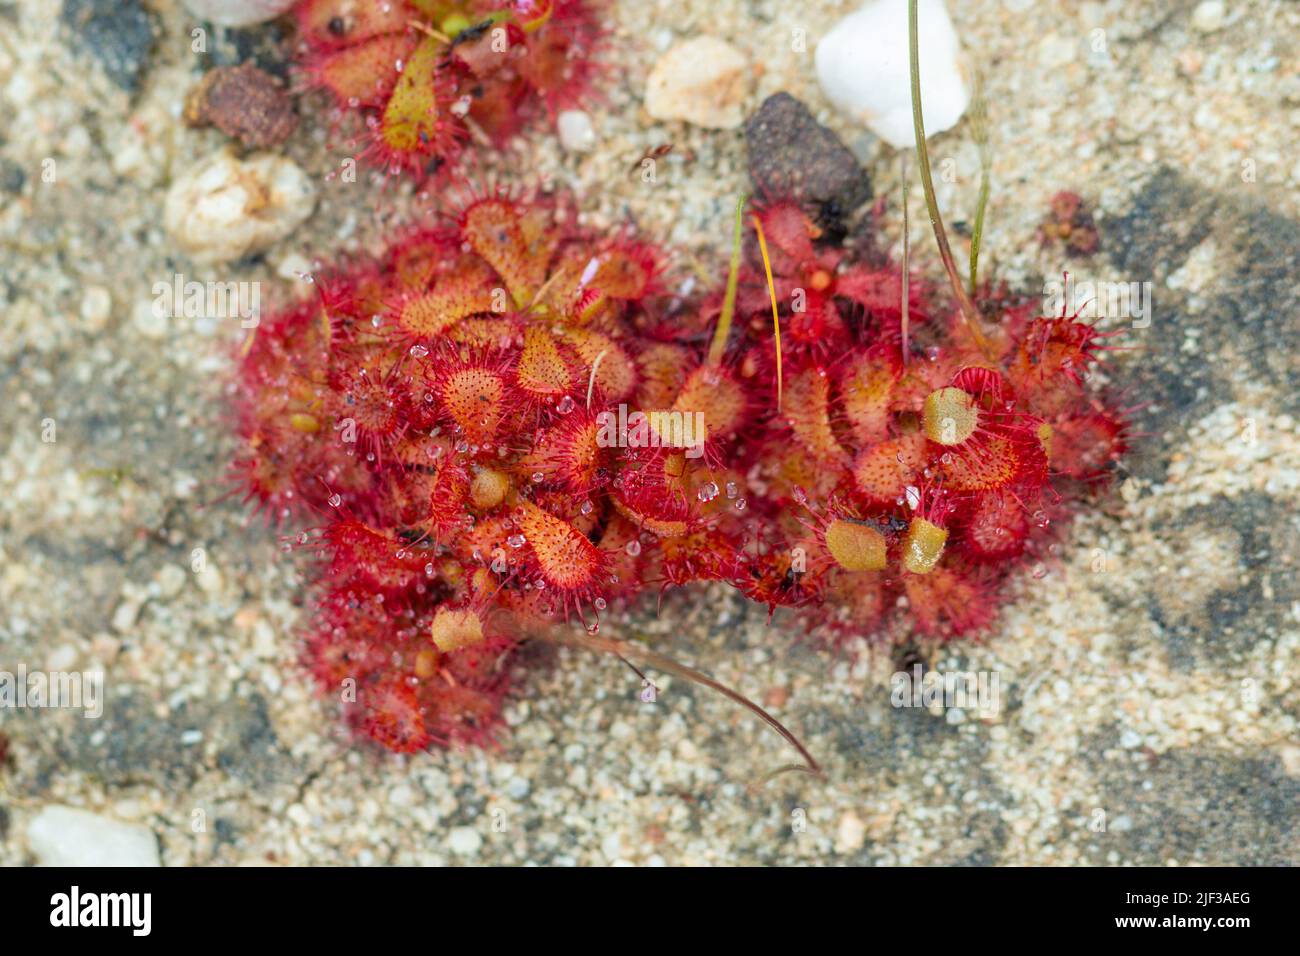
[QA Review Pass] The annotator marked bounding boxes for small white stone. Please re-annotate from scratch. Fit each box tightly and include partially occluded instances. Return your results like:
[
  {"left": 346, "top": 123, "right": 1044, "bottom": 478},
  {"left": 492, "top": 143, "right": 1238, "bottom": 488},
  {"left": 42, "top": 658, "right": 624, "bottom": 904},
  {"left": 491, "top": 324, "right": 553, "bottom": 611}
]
[
  {"left": 601, "top": 832, "right": 623, "bottom": 862},
  {"left": 563, "top": 743, "right": 585, "bottom": 762},
  {"left": 644, "top": 37, "right": 751, "bottom": 130},
  {"left": 251, "top": 619, "right": 277, "bottom": 658},
  {"left": 111, "top": 599, "right": 142, "bottom": 633},
  {"left": 816, "top": 0, "right": 970, "bottom": 149},
  {"left": 80, "top": 286, "right": 112, "bottom": 331},
  {"left": 155, "top": 564, "right": 187, "bottom": 599},
  {"left": 182, "top": 0, "right": 295, "bottom": 27},
  {"left": 1119, "top": 729, "right": 1142, "bottom": 749},
  {"left": 1191, "top": 1, "right": 1226, "bottom": 33},
  {"left": 172, "top": 473, "right": 199, "bottom": 499},
  {"left": 164, "top": 149, "right": 317, "bottom": 265},
  {"left": 27, "top": 806, "right": 160, "bottom": 867},
  {"left": 195, "top": 565, "right": 224, "bottom": 595},
  {"left": 132, "top": 300, "right": 170, "bottom": 339},
  {"left": 447, "top": 826, "right": 482, "bottom": 856},
  {"left": 557, "top": 109, "right": 597, "bottom": 152},
  {"left": 835, "top": 812, "right": 867, "bottom": 853},
  {"left": 1278, "top": 744, "right": 1300, "bottom": 777},
  {"left": 112, "top": 799, "right": 149, "bottom": 820},
  {"left": 46, "top": 645, "right": 78, "bottom": 671}
]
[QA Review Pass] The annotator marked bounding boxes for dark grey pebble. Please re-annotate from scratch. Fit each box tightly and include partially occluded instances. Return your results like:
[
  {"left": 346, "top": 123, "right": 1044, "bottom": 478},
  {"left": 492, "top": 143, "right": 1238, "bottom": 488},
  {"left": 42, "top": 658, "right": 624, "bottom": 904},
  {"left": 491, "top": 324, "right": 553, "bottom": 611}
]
[
  {"left": 744, "top": 92, "right": 873, "bottom": 222},
  {"left": 61, "top": 0, "right": 157, "bottom": 93}
]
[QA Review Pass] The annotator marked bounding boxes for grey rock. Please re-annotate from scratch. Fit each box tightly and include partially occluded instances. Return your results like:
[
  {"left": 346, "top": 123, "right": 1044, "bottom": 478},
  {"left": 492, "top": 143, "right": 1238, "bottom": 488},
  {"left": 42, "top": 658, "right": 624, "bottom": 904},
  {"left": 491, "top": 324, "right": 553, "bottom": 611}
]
[
  {"left": 744, "top": 92, "right": 872, "bottom": 222},
  {"left": 199, "top": 22, "right": 293, "bottom": 80},
  {"left": 61, "top": 0, "right": 156, "bottom": 93},
  {"left": 0, "top": 159, "right": 25, "bottom": 195}
]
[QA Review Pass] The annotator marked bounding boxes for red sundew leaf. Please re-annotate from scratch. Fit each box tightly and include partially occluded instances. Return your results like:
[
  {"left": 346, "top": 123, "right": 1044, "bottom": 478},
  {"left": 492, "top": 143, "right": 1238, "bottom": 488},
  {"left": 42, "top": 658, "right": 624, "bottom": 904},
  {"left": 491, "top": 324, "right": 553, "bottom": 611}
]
[{"left": 309, "top": 32, "right": 418, "bottom": 107}]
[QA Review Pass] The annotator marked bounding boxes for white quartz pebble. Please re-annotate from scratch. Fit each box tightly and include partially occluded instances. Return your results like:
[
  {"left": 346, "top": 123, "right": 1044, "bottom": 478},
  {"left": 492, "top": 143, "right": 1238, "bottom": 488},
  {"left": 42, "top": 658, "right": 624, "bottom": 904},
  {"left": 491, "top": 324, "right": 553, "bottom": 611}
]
[
  {"left": 645, "top": 37, "right": 751, "bottom": 130},
  {"left": 28, "top": 806, "right": 161, "bottom": 867},
  {"left": 164, "top": 149, "right": 317, "bottom": 265},
  {"left": 182, "top": 0, "right": 296, "bottom": 27},
  {"left": 557, "top": 109, "right": 597, "bottom": 152},
  {"left": 816, "top": 0, "right": 970, "bottom": 149}
]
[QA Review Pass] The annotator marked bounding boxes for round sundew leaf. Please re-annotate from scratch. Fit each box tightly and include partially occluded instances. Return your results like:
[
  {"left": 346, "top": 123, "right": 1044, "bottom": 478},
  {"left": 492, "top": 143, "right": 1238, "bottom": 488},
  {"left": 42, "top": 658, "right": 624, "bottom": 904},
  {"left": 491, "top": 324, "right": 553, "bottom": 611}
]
[
  {"left": 396, "top": 276, "right": 498, "bottom": 338},
  {"left": 430, "top": 606, "right": 486, "bottom": 653},
  {"left": 312, "top": 32, "right": 417, "bottom": 106},
  {"left": 611, "top": 495, "right": 689, "bottom": 538},
  {"left": 1047, "top": 411, "right": 1127, "bottom": 479},
  {"left": 516, "top": 326, "right": 575, "bottom": 397},
  {"left": 839, "top": 351, "right": 899, "bottom": 447},
  {"left": 784, "top": 366, "right": 848, "bottom": 463},
  {"left": 635, "top": 342, "right": 692, "bottom": 409},
  {"left": 588, "top": 245, "right": 657, "bottom": 301},
  {"left": 517, "top": 415, "right": 603, "bottom": 492},
  {"left": 903, "top": 517, "right": 948, "bottom": 575},
  {"left": 362, "top": 678, "right": 432, "bottom": 753},
  {"left": 923, "top": 385, "right": 980, "bottom": 445},
  {"left": 962, "top": 489, "right": 1029, "bottom": 562},
  {"left": 462, "top": 198, "right": 551, "bottom": 306},
  {"left": 941, "top": 435, "right": 1043, "bottom": 492},
  {"left": 851, "top": 432, "right": 926, "bottom": 502},
  {"left": 469, "top": 467, "right": 511, "bottom": 510},
  {"left": 671, "top": 365, "right": 747, "bottom": 442},
  {"left": 516, "top": 500, "right": 605, "bottom": 594},
  {"left": 381, "top": 34, "right": 458, "bottom": 157},
  {"left": 439, "top": 365, "right": 508, "bottom": 444},
  {"left": 824, "top": 518, "right": 887, "bottom": 572},
  {"left": 902, "top": 565, "right": 997, "bottom": 639},
  {"left": 558, "top": 328, "right": 637, "bottom": 402}
]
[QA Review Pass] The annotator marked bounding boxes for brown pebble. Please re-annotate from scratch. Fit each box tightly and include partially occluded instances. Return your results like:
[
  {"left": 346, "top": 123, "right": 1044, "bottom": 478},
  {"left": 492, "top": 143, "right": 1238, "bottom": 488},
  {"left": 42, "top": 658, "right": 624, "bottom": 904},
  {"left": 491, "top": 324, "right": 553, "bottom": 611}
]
[
  {"left": 763, "top": 685, "right": 789, "bottom": 709},
  {"left": 184, "top": 62, "right": 297, "bottom": 150},
  {"left": 1039, "top": 190, "right": 1100, "bottom": 257}
]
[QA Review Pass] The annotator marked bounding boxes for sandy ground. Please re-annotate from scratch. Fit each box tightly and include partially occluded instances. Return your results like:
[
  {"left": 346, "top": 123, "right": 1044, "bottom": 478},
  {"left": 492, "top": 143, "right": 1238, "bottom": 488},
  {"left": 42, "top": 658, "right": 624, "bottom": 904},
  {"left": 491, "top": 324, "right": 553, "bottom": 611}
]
[{"left": 0, "top": 0, "right": 1297, "bottom": 865}]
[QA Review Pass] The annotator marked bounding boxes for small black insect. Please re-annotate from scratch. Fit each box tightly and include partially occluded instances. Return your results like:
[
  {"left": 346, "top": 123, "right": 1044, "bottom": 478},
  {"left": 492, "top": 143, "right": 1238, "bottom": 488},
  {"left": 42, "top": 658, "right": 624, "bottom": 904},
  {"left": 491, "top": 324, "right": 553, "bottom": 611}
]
[{"left": 449, "top": 18, "right": 495, "bottom": 49}]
